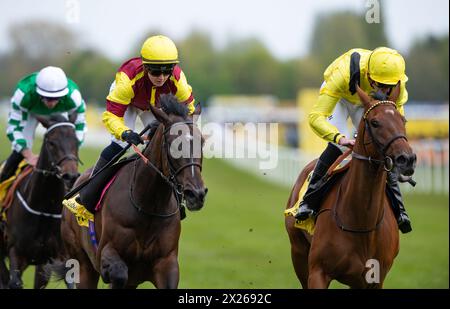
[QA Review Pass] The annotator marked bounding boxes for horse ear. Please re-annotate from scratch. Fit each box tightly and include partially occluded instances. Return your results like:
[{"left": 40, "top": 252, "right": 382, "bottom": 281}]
[
  {"left": 356, "top": 84, "right": 371, "bottom": 108},
  {"left": 35, "top": 115, "right": 52, "bottom": 128},
  {"left": 193, "top": 102, "right": 202, "bottom": 116},
  {"left": 149, "top": 103, "right": 170, "bottom": 124},
  {"left": 388, "top": 82, "right": 401, "bottom": 103}
]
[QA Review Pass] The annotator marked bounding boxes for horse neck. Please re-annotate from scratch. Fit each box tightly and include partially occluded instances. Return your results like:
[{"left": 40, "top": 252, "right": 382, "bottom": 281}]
[
  {"left": 27, "top": 143, "right": 65, "bottom": 210},
  {"left": 338, "top": 142, "right": 387, "bottom": 229},
  {"left": 132, "top": 126, "right": 174, "bottom": 211}
]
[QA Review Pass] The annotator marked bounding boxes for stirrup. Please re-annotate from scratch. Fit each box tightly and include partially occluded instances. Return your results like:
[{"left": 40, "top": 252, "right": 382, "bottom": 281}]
[{"left": 62, "top": 195, "right": 94, "bottom": 227}]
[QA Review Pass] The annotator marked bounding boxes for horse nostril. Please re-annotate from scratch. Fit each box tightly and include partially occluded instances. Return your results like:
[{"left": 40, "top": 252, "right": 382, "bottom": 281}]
[
  {"left": 184, "top": 190, "right": 196, "bottom": 200},
  {"left": 395, "top": 155, "right": 407, "bottom": 166},
  {"left": 184, "top": 188, "right": 207, "bottom": 202}
]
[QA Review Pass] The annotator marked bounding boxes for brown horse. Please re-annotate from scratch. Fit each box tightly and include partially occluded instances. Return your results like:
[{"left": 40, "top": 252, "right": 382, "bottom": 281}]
[
  {"left": 61, "top": 95, "right": 207, "bottom": 289},
  {"left": 285, "top": 85, "right": 416, "bottom": 288},
  {"left": 1, "top": 115, "right": 80, "bottom": 289}
]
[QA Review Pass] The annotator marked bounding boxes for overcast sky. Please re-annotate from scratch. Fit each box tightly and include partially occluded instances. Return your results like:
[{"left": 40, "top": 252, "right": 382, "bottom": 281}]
[{"left": 0, "top": 0, "right": 448, "bottom": 61}]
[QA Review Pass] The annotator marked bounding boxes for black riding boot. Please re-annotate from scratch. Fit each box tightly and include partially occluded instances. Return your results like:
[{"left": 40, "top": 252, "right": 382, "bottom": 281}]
[
  {"left": 295, "top": 143, "right": 343, "bottom": 221},
  {"left": 90, "top": 156, "right": 110, "bottom": 178},
  {"left": 77, "top": 142, "right": 124, "bottom": 212},
  {"left": 386, "top": 172, "right": 412, "bottom": 234},
  {"left": 0, "top": 151, "right": 24, "bottom": 183}
]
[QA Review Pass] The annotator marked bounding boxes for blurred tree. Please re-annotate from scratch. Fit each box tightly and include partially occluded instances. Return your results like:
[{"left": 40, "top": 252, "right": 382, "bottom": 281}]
[
  {"left": 64, "top": 49, "right": 118, "bottom": 105},
  {"left": 310, "top": 11, "right": 388, "bottom": 67},
  {"left": 0, "top": 21, "right": 78, "bottom": 100},
  {"left": 219, "top": 38, "right": 281, "bottom": 96},
  {"left": 178, "top": 31, "right": 220, "bottom": 104},
  {"left": 406, "top": 35, "right": 449, "bottom": 101},
  {"left": 277, "top": 56, "right": 322, "bottom": 100},
  {"left": 9, "top": 20, "right": 76, "bottom": 62}
]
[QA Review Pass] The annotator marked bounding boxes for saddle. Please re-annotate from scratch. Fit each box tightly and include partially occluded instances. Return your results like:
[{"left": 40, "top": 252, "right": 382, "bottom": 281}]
[
  {"left": 79, "top": 155, "right": 138, "bottom": 213},
  {"left": 0, "top": 161, "right": 33, "bottom": 220},
  {"left": 304, "top": 151, "right": 352, "bottom": 210}
]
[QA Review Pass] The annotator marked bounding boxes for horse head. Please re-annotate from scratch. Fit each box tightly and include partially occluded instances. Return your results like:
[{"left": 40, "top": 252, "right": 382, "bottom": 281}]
[
  {"left": 149, "top": 94, "right": 208, "bottom": 211},
  {"left": 355, "top": 84, "right": 416, "bottom": 177},
  {"left": 35, "top": 114, "right": 80, "bottom": 189}
]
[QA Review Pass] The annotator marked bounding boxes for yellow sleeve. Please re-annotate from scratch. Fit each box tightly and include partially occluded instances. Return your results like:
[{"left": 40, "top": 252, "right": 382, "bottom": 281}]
[
  {"left": 174, "top": 71, "right": 195, "bottom": 115},
  {"left": 308, "top": 93, "right": 345, "bottom": 143},
  {"left": 102, "top": 111, "right": 130, "bottom": 140},
  {"left": 106, "top": 72, "right": 135, "bottom": 105}
]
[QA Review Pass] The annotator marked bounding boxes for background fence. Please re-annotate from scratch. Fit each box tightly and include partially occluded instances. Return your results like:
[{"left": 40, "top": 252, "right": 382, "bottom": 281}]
[{"left": 219, "top": 127, "right": 449, "bottom": 195}]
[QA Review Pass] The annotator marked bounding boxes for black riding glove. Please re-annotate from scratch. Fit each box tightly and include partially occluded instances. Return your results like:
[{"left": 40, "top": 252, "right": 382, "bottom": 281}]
[{"left": 121, "top": 130, "right": 143, "bottom": 145}]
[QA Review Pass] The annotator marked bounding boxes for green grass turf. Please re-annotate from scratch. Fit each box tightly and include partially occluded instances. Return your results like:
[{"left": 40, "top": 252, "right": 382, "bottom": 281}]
[{"left": 0, "top": 122, "right": 448, "bottom": 288}]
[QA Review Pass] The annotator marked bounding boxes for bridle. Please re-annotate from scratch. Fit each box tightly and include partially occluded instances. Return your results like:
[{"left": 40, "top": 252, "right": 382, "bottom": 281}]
[
  {"left": 129, "top": 120, "right": 203, "bottom": 217},
  {"left": 33, "top": 122, "right": 81, "bottom": 179},
  {"left": 352, "top": 100, "right": 408, "bottom": 172}
]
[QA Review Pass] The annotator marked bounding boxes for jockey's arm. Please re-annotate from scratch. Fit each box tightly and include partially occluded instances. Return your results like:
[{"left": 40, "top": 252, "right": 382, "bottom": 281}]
[
  {"left": 102, "top": 101, "right": 131, "bottom": 140},
  {"left": 7, "top": 89, "right": 30, "bottom": 154},
  {"left": 308, "top": 93, "right": 345, "bottom": 144},
  {"left": 68, "top": 89, "right": 87, "bottom": 146},
  {"left": 173, "top": 69, "right": 195, "bottom": 116},
  {"left": 103, "top": 71, "right": 135, "bottom": 140}
]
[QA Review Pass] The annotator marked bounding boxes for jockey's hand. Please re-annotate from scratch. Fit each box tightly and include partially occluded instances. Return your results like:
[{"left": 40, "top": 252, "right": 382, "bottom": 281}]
[
  {"left": 338, "top": 136, "right": 355, "bottom": 147},
  {"left": 121, "top": 130, "right": 143, "bottom": 145},
  {"left": 22, "top": 148, "right": 38, "bottom": 166}
]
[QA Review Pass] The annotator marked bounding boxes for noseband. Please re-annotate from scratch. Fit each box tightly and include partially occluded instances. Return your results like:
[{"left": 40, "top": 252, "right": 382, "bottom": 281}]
[{"left": 352, "top": 101, "right": 408, "bottom": 171}]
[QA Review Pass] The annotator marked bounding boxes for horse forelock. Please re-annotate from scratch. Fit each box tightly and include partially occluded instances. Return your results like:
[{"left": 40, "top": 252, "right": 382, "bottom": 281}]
[{"left": 159, "top": 94, "right": 189, "bottom": 118}]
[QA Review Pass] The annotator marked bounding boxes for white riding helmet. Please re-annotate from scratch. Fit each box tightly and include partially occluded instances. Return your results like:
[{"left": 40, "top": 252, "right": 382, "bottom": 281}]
[{"left": 36, "top": 66, "right": 69, "bottom": 98}]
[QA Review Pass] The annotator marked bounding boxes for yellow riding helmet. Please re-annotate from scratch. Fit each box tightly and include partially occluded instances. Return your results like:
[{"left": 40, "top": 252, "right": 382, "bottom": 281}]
[
  {"left": 368, "top": 47, "right": 408, "bottom": 85},
  {"left": 140, "top": 35, "right": 179, "bottom": 64}
]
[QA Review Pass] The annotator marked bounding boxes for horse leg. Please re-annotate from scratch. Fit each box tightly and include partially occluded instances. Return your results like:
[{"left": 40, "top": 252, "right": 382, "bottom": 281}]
[
  {"left": 76, "top": 256, "right": 100, "bottom": 289},
  {"left": 0, "top": 257, "right": 8, "bottom": 289},
  {"left": 8, "top": 246, "right": 27, "bottom": 289},
  {"left": 289, "top": 229, "right": 310, "bottom": 289},
  {"left": 308, "top": 267, "right": 331, "bottom": 289},
  {"left": 34, "top": 264, "right": 51, "bottom": 289},
  {"left": 152, "top": 254, "right": 179, "bottom": 289},
  {"left": 100, "top": 245, "right": 128, "bottom": 289}
]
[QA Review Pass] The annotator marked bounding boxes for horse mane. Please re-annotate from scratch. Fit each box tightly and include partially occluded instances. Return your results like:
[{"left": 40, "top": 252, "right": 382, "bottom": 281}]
[
  {"left": 53, "top": 114, "right": 70, "bottom": 122},
  {"left": 370, "top": 90, "right": 389, "bottom": 101},
  {"left": 159, "top": 94, "right": 188, "bottom": 118}
]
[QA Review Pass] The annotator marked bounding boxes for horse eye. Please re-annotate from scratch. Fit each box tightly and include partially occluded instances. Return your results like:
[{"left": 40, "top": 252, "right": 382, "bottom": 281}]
[{"left": 370, "top": 119, "right": 380, "bottom": 128}]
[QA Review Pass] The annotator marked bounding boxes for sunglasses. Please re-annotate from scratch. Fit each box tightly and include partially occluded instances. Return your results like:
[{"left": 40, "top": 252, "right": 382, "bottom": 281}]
[
  {"left": 374, "top": 81, "right": 396, "bottom": 89},
  {"left": 144, "top": 64, "right": 174, "bottom": 77},
  {"left": 41, "top": 96, "right": 62, "bottom": 102}
]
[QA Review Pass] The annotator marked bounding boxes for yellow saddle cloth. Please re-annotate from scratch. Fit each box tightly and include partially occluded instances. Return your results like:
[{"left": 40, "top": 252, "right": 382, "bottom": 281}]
[
  {"left": 0, "top": 160, "right": 28, "bottom": 205},
  {"left": 284, "top": 171, "right": 316, "bottom": 235},
  {"left": 284, "top": 157, "right": 352, "bottom": 235},
  {"left": 62, "top": 194, "right": 94, "bottom": 227}
]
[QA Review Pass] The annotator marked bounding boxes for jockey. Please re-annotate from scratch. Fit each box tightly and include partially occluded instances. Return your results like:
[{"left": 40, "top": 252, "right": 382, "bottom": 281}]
[
  {"left": 294, "top": 47, "right": 412, "bottom": 234},
  {"left": 63, "top": 35, "right": 195, "bottom": 214},
  {"left": 0, "top": 66, "right": 86, "bottom": 183}
]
